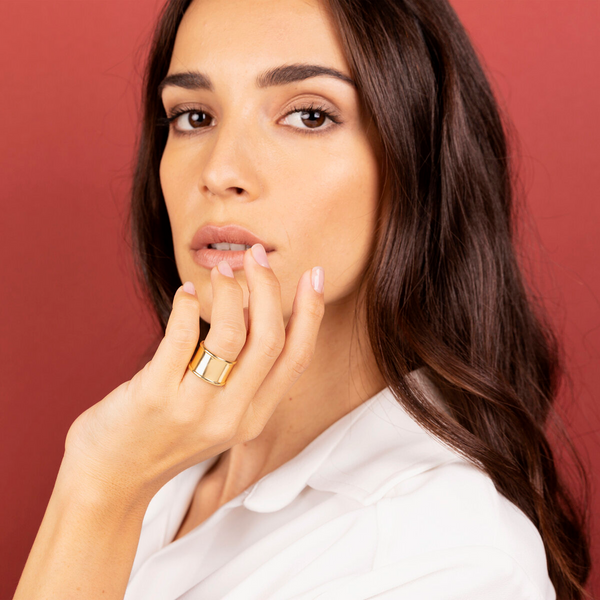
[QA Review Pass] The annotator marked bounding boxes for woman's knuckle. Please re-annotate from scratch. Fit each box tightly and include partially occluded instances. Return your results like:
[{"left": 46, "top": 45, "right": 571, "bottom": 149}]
[
  {"left": 244, "top": 418, "right": 264, "bottom": 442},
  {"left": 307, "top": 299, "right": 325, "bottom": 320},
  {"left": 216, "top": 321, "right": 245, "bottom": 348},
  {"left": 219, "top": 420, "right": 239, "bottom": 443},
  {"left": 259, "top": 331, "right": 285, "bottom": 359},
  {"left": 262, "top": 276, "right": 281, "bottom": 292},
  {"left": 288, "top": 341, "right": 314, "bottom": 376},
  {"left": 167, "top": 329, "right": 196, "bottom": 351},
  {"left": 178, "top": 296, "right": 199, "bottom": 312}
]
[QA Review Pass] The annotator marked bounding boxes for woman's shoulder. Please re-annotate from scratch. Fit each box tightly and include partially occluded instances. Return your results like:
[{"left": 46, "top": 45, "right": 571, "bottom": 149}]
[
  {"left": 286, "top": 457, "right": 556, "bottom": 600},
  {"left": 371, "top": 459, "right": 555, "bottom": 599},
  {"left": 294, "top": 378, "right": 556, "bottom": 598}
]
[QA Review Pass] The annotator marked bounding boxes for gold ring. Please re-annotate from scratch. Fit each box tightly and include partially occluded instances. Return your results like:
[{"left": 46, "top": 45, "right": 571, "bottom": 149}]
[{"left": 188, "top": 340, "right": 237, "bottom": 386}]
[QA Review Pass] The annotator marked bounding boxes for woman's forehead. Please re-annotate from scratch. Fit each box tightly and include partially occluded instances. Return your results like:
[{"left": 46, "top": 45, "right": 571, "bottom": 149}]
[{"left": 169, "top": 0, "right": 350, "bottom": 83}]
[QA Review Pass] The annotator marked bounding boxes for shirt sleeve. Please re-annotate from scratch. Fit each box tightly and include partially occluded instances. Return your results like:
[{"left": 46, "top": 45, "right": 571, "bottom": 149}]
[{"left": 308, "top": 546, "right": 551, "bottom": 600}]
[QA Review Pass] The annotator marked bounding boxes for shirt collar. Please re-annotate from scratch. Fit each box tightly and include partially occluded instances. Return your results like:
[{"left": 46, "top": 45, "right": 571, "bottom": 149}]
[{"left": 242, "top": 368, "right": 462, "bottom": 513}]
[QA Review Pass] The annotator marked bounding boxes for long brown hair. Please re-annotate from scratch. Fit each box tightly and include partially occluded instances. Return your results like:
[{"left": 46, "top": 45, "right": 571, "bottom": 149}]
[{"left": 126, "top": 0, "right": 592, "bottom": 597}]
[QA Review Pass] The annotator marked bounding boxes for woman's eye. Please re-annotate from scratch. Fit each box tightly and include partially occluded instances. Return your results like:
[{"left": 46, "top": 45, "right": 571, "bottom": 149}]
[
  {"left": 171, "top": 109, "right": 213, "bottom": 132},
  {"left": 280, "top": 104, "right": 340, "bottom": 133}
]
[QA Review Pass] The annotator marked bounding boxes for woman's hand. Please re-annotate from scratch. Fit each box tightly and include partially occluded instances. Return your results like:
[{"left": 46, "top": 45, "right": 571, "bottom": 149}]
[{"left": 61, "top": 245, "right": 325, "bottom": 505}]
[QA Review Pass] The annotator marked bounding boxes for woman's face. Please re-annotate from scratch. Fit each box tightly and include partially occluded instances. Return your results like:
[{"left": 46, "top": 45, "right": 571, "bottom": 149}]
[{"left": 160, "top": 0, "right": 382, "bottom": 326}]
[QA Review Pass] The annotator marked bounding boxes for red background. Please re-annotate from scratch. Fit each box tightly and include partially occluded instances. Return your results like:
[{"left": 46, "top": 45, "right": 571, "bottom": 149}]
[{"left": 1, "top": 1, "right": 598, "bottom": 596}]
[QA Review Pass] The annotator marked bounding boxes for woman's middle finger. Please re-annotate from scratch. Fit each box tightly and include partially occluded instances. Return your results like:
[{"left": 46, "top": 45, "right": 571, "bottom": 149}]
[
  {"left": 201, "top": 259, "right": 247, "bottom": 363},
  {"left": 224, "top": 244, "right": 286, "bottom": 402},
  {"left": 179, "top": 256, "right": 246, "bottom": 404}
]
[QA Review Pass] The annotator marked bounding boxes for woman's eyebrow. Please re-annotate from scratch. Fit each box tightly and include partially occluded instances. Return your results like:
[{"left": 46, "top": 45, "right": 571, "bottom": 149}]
[{"left": 157, "top": 63, "right": 356, "bottom": 97}]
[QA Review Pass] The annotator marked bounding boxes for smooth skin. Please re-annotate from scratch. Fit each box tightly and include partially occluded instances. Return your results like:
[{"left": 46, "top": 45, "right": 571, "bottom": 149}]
[{"left": 13, "top": 0, "right": 386, "bottom": 597}]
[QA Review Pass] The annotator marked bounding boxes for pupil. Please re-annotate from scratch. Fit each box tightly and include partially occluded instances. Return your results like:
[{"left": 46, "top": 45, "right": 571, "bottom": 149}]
[
  {"left": 190, "top": 112, "right": 205, "bottom": 128},
  {"left": 301, "top": 110, "right": 325, "bottom": 128}
]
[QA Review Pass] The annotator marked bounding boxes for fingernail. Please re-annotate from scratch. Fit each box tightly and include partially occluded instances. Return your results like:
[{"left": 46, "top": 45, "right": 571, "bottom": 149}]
[
  {"left": 218, "top": 260, "right": 234, "bottom": 278},
  {"left": 311, "top": 267, "right": 324, "bottom": 293},
  {"left": 183, "top": 281, "right": 196, "bottom": 295},
  {"left": 251, "top": 243, "right": 270, "bottom": 268}
]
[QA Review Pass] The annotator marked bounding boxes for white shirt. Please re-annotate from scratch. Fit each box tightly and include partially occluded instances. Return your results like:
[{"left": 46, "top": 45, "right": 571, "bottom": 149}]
[{"left": 124, "top": 370, "right": 556, "bottom": 600}]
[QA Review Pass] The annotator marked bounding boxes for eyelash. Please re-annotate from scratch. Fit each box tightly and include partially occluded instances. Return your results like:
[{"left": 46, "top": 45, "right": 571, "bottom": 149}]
[{"left": 156, "top": 102, "right": 342, "bottom": 137}]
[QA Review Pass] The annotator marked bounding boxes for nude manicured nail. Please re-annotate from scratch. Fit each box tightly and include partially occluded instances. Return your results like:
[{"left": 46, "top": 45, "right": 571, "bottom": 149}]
[
  {"left": 251, "top": 243, "right": 270, "bottom": 268},
  {"left": 311, "top": 267, "right": 324, "bottom": 293},
  {"left": 218, "top": 260, "right": 234, "bottom": 278},
  {"left": 183, "top": 281, "right": 196, "bottom": 295}
]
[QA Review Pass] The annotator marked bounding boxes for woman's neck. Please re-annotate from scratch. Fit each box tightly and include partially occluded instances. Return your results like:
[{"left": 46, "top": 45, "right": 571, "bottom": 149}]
[{"left": 206, "top": 296, "right": 387, "bottom": 506}]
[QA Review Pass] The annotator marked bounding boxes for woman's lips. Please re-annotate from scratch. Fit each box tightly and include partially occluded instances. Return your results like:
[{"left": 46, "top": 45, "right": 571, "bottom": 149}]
[{"left": 192, "top": 247, "right": 275, "bottom": 270}]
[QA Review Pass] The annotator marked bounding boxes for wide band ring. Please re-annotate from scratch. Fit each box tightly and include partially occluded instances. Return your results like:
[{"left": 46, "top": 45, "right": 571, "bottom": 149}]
[{"left": 188, "top": 340, "right": 237, "bottom": 386}]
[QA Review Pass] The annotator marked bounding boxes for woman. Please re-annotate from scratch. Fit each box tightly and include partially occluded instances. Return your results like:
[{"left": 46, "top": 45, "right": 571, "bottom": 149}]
[{"left": 14, "top": 0, "right": 591, "bottom": 598}]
